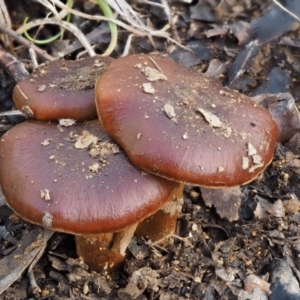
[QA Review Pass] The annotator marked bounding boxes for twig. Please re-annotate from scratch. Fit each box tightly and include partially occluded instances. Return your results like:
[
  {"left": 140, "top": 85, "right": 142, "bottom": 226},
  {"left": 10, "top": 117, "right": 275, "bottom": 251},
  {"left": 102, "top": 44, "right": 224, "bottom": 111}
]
[
  {"left": 51, "top": 0, "right": 191, "bottom": 52},
  {"left": 273, "top": 0, "right": 300, "bottom": 22},
  {"left": 28, "top": 243, "right": 48, "bottom": 294},
  {"left": 145, "top": 239, "right": 172, "bottom": 253},
  {"left": 138, "top": 0, "right": 166, "bottom": 8},
  {"left": 0, "top": 0, "right": 11, "bottom": 47},
  {"left": 0, "top": 22, "right": 55, "bottom": 61},
  {"left": 29, "top": 48, "right": 39, "bottom": 70},
  {"left": 202, "top": 224, "right": 229, "bottom": 238},
  {"left": 0, "top": 45, "right": 29, "bottom": 81},
  {"left": 34, "top": 0, "right": 61, "bottom": 19},
  {"left": 0, "top": 0, "right": 11, "bottom": 27},
  {"left": 122, "top": 33, "right": 133, "bottom": 56},
  {"left": 160, "top": 0, "right": 179, "bottom": 41},
  {"left": 16, "top": 2, "right": 69, "bottom": 34},
  {"left": 149, "top": 56, "right": 164, "bottom": 74},
  {"left": 32, "top": 19, "right": 96, "bottom": 57},
  {"left": 106, "top": 0, "right": 145, "bottom": 28},
  {"left": 0, "top": 111, "right": 25, "bottom": 118}
]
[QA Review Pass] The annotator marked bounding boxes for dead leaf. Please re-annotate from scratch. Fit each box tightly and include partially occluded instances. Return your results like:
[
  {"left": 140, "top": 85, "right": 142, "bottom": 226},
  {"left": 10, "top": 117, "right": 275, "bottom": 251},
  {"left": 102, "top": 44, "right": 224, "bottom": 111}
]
[
  {"left": 254, "top": 196, "right": 285, "bottom": 218},
  {"left": 283, "top": 194, "right": 300, "bottom": 214},
  {"left": 244, "top": 274, "right": 271, "bottom": 295},
  {"left": 285, "top": 132, "right": 300, "bottom": 154},
  {"left": 118, "top": 267, "right": 159, "bottom": 299},
  {"left": 252, "top": 93, "right": 300, "bottom": 143},
  {"left": 0, "top": 227, "right": 53, "bottom": 294},
  {"left": 201, "top": 187, "right": 242, "bottom": 221}
]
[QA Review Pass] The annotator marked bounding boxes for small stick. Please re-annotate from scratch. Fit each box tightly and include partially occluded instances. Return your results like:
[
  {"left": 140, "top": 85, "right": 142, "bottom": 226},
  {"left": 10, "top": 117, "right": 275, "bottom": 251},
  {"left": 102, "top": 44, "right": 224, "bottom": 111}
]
[
  {"left": 122, "top": 33, "right": 133, "bottom": 57},
  {"left": 0, "top": 21, "right": 55, "bottom": 61},
  {"left": 149, "top": 56, "right": 164, "bottom": 74},
  {"left": 160, "top": 0, "right": 179, "bottom": 41},
  {"left": 273, "top": 0, "right": 300, "bottom": 22},
  {"left": 0, "top": 111, "right": 25, "bottom": 117},
  {"left": 29, "top": 48, "right": 39, "bottom": 70},
  {"left": 27, "top": 243, "right": 48, "bottom": 294},
  {"left": 0, "top": 45, "right": 29, "bottom": 82}
]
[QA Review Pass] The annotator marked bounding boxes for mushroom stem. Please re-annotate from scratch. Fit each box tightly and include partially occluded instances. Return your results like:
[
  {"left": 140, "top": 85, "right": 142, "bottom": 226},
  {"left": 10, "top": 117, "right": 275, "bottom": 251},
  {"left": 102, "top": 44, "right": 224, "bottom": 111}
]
[
  {"left": 135, "top": 185, "right": 184, "bottom": 242},
  {"left": 76, "top": 223, "right": 138, "bottom": 273},
  {"left": 111, "top": 223, "right": 138, "bottom": 256}
]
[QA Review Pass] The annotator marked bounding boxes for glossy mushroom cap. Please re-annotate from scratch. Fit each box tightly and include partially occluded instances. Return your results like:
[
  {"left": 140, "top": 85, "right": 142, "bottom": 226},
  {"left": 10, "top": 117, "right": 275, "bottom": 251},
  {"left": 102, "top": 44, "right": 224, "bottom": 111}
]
[
  {"left": 95, "top": 54, "right": 278, "bottom": 187},
  {"left": 13, "top": 56, "right": 113, "bottom": 120},
  {"left": 0, "top": 120, "right": 182, "bottom": 235}
]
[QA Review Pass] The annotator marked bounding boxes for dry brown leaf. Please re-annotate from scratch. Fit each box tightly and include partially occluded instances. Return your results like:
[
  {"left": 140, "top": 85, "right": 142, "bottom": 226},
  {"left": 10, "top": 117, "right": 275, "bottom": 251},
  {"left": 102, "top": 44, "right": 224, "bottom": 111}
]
[
  {"left": 201, "top": 187, "right": 242, "bottom": 221},
  {"left": 254, "top": 196, "right": 285, "bottom": 218}
]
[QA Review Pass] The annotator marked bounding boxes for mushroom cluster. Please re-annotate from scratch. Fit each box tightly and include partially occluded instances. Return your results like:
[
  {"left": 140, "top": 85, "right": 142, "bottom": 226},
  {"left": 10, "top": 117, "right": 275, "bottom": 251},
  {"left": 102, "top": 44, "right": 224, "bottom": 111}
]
[{"left": 0, "top": 54, "right": 278, "bottom": 273}]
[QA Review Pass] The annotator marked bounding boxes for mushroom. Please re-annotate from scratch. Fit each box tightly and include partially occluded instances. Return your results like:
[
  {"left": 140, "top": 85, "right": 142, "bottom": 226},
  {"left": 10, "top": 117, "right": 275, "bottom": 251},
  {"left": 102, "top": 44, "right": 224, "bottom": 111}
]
[
  {"left": 95, "top": 54, "right": 278, "bottom": 187},
  {"left": 0, "top": 119, "right": 183, "bottom": 272},
  {"left": 13, "top": 56, "right": 113, "bottom": 120}
]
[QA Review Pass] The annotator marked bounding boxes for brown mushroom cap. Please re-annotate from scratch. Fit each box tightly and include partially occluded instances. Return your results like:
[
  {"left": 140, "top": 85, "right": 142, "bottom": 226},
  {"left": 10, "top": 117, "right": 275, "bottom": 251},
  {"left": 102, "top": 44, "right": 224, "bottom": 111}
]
[
  {"left": 13, "top": 56, "right": 113, "bottom": 120},
  {"left": 0, "top": 120, "right": 182, "bottom": 234},
  {"left": 95, "top": 54, "right": 278, "bottom": 187}
]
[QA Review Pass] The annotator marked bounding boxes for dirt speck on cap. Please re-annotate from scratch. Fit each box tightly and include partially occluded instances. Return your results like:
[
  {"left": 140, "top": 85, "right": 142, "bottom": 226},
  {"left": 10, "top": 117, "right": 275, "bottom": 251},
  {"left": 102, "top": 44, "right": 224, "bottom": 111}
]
[
  {"left": 42, "top": 212, "right": 53, "bottom": 228},
  {"left": 248, "top": 143, "right": 257, "bottom": 155},
  {"left": 142, "top": 83, "right": 155, "bottom": 94},
  {"left": 198, "top": 107, "right": 223, "bottom": 128},
  {"left": 21, "top": 106, "right": 34, "bottom": 118},
  {"left": 89, "top": 162, "right": 101, "bottom": 173},
  {"left": 163, "top": 103, "right": 176, "bottom": 118},
  {"left": 74, "top": 131, "right": 98, "bottom": 150},
  {"left": 242, "top": 157, "right": 250, "bottom": 169},
  {"left": 59, "top": 119, "right": 76, "bottom": 127},
  {"left": 141, "top": 66, "right": 167, "bottom": 82},
  {"left": 41, "top": 139, "right": 51, "bottom": 146},
  {"left": 40, "top": 189, "right": 51, "bottom": 201},
  {"left": 38, "top": 85, "right": 46, "bottom": 92}
]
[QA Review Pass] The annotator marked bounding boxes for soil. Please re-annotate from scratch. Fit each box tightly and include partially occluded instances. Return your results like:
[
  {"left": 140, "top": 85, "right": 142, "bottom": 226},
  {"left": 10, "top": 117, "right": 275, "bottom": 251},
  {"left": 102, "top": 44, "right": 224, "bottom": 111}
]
[{"left": 1, "top": 0, "right": 300, "bottom": 299}]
